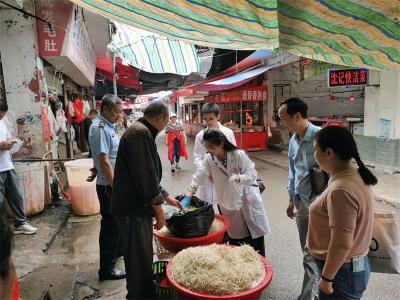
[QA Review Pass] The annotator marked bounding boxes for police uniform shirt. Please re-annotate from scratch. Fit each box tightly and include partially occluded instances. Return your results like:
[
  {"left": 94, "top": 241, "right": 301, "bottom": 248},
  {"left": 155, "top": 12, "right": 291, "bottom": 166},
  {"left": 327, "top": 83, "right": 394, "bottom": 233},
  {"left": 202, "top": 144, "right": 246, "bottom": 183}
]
[{"left": 88, "top": 115, "right": 120, "bottom": 186}]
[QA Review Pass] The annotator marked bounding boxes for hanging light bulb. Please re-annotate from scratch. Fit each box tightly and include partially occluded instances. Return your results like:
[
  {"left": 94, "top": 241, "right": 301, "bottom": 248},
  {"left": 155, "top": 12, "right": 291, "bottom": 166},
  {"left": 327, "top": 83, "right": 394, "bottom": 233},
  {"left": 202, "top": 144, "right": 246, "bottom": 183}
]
[{"left": 349, "top": 95, "right": 355, "bottom": 101}]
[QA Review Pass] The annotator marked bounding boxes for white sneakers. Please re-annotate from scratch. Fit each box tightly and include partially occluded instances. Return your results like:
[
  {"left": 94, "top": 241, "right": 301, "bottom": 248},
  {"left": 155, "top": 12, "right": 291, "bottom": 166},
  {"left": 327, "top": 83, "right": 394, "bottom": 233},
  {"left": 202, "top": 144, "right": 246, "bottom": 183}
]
[
  {"left": 14, "top": 222, "right": 37, "bottom": 235},
  {"left": 171, "top": 163, "right": 181, "bottom": 172}
]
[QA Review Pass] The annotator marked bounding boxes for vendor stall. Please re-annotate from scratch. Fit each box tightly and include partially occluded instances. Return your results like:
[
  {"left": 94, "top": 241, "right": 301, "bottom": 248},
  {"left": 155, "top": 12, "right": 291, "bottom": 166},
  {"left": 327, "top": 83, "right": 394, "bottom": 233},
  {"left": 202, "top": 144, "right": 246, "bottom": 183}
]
[
  {"left": 181, "top": 102, "right": 202, "bottom": 137},
  {"left": 205, "top": 86, "right": 268, "bottom": 151}
]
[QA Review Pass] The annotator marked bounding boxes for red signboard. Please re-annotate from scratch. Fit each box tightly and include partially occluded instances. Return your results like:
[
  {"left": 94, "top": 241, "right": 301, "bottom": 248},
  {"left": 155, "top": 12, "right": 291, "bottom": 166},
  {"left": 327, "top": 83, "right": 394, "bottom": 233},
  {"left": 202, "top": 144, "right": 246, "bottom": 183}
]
[
  {"left": 36, "top": 0, "right": 71, "bottom": 57},
  {"left": 36, "top": 0, "right": 96, "bottom": 86},
  {"left": 328, "top": 68, "right": 368, "bottom": 87},
  {"left": 205, "top": 86, "right": 267, "bottom": 103}
]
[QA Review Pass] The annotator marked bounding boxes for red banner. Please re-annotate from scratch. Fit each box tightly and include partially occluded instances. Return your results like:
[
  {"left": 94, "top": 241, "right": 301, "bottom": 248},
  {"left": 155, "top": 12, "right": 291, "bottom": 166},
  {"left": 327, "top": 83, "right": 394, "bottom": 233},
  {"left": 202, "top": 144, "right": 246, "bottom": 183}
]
[
  {"left": 205, "top": 86, "right": 267, "bottom": 103},
  {"left": 36, "top": 0, "right": 96, "bottom": 86},
  {"left": 36, "top": 0, "right": 71, "bottom": 57}
]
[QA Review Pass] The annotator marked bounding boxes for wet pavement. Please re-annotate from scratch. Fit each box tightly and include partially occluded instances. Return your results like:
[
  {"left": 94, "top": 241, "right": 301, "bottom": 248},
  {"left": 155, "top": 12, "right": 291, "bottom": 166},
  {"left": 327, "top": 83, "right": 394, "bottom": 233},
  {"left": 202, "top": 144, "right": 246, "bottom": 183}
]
[{"left": 14, "top": 135, "right": 400, "bottom": 299}]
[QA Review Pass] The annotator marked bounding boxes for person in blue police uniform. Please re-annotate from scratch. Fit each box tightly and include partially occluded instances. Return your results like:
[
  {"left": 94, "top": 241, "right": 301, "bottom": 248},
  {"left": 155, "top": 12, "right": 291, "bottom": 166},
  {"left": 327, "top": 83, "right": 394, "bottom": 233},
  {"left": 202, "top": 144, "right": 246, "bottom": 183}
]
[{"left": 88, "top": 94, "right": 126, "bottom": 281}]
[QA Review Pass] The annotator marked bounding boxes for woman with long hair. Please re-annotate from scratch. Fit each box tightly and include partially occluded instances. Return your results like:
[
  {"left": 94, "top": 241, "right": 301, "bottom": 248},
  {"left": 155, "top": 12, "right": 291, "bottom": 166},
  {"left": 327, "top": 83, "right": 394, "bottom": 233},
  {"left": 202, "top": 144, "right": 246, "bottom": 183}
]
[
  {"left": 308, "top": 126, "right": 377, "bottom": 299},
  {"left": 186, "top": 129, "right": 270, "bottom": 256}
]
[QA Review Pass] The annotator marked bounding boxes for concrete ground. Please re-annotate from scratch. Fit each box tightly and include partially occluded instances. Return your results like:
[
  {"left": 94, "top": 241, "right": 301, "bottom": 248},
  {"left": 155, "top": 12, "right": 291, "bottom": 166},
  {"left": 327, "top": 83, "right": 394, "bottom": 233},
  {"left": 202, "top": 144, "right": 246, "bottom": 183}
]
[{"left": 14, "top": 135, "right": 400, "bottom": 299}]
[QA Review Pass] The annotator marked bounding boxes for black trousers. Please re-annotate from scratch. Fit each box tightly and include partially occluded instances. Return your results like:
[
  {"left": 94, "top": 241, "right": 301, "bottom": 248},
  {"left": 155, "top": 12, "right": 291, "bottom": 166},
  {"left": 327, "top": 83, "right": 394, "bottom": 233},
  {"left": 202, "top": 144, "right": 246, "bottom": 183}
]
[
  {"left": 96, "top": 185, "right": 120, "bottom": 275},
  {"left": 217, "top": 205, "right": 265, "bottom": 257},
  {"left": 229, "top": 235, "right": 266, "bottom": 257},
  {"left": 170, "top": 138, "right": 181, "bottom": 164},
  {"left": 117, "top": 216, "right": 155, "bottom": 300}
]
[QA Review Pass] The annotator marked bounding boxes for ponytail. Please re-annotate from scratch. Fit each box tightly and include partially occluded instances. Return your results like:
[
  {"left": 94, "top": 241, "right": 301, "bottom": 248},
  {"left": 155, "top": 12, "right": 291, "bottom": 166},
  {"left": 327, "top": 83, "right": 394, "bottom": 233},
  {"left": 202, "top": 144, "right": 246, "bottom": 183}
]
[
  {"left": 353, "top": 150, "right": 378, "bottom": 186},
  {"left": 315, "top": 126, "right": 378, "bottom": 186}
]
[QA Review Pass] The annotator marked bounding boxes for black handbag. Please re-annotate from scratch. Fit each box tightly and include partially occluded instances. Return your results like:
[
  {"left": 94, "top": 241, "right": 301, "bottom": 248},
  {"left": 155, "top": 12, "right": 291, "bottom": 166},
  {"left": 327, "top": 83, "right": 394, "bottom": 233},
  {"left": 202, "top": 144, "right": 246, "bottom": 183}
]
[
  {"left": 256, "top": 179, "right": 265, "bottom": 194},
  {"left": 309, "top": 167, "right": 329, "bottom": 196}
]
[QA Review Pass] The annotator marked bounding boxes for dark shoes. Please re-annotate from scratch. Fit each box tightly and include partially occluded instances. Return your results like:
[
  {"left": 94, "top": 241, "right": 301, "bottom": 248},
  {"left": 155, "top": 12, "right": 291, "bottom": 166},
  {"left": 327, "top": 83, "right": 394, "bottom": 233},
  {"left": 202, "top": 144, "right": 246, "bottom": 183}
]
[{"left": 99, "top": 268, "right": 126, "bottom": 281}]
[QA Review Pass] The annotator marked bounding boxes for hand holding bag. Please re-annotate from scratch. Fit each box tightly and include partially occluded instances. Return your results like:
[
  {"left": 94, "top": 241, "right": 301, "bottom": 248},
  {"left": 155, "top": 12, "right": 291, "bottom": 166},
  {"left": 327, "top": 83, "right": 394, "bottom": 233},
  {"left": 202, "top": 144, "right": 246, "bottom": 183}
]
[{"left": 368, "top": 209, "right": 400, "bottom": 274}]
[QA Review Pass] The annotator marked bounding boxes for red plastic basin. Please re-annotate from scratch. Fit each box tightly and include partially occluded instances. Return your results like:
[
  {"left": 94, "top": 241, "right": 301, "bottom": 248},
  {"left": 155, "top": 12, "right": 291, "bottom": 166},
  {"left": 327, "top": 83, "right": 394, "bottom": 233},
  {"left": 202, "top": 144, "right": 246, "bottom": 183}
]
[
  {"left": 166, "top": 251, "right": 273, "bottom": 299},
  {"left": 153, "top": 214, "right": 230, "bottom": 253}
]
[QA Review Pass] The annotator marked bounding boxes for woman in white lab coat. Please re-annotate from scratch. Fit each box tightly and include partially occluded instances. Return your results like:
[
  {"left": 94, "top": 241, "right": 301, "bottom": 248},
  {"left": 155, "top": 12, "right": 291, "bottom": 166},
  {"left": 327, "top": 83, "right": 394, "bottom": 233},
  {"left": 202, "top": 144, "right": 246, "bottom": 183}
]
[{"left": 187, "top": 129, "right": 271, "bottom": 256}]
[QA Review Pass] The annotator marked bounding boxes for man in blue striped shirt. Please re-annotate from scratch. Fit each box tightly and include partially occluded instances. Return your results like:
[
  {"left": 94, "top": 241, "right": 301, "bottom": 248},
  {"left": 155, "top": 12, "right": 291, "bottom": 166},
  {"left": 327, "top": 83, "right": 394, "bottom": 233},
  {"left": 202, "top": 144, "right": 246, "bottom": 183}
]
[{"left": 278, "top": 97, "right": 321, "bottom": 300}]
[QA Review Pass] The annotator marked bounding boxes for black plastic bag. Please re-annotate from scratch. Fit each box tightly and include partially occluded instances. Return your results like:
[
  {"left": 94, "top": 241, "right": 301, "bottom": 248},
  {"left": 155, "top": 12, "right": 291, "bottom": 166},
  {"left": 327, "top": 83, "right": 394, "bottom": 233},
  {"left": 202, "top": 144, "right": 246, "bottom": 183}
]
[
  {"left": 257, "top": 179, "right": 265, "bottom": 194},
  {"left": 166, "top": 196, "right": 214, "bottom": 238}
]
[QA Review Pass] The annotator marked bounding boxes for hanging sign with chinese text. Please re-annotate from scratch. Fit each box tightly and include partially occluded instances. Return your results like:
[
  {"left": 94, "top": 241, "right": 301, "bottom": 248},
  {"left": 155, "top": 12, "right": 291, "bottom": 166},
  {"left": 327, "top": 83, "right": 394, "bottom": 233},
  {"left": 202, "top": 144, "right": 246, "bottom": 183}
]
[
  {"left": 35, "top": 0, "right": 96, "bottom": 86},
  {"left": 205, "top": 86, "right": 267, "bottom": 103},
  {"left": 328, "top": 68, "right": 368, "bottom": 87},
  {"left": 36, "top": 0, "right": 70, "bottom": 56}
]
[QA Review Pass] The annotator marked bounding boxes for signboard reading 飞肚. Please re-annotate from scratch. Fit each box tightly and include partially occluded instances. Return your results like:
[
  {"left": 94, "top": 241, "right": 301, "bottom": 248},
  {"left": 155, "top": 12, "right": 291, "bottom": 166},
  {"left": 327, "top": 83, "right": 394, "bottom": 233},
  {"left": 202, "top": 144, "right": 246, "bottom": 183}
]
[{"left": 328, "top": 68, "right": 368, "bottom": 87}]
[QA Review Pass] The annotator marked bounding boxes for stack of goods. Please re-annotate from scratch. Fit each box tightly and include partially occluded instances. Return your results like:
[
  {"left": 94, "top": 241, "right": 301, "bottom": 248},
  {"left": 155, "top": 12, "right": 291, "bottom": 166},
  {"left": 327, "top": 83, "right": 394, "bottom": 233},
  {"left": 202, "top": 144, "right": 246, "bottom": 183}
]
[{"left": 170, "top": 244, "right": 265, "bottom": 295}]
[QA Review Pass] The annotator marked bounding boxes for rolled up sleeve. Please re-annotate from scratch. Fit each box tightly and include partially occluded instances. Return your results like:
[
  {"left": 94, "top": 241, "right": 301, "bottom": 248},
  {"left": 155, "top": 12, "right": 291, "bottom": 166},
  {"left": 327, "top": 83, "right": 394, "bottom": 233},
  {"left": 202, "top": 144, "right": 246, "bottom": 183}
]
[{"left": 159, "top": 185, "right": 169, "bottom": 198}]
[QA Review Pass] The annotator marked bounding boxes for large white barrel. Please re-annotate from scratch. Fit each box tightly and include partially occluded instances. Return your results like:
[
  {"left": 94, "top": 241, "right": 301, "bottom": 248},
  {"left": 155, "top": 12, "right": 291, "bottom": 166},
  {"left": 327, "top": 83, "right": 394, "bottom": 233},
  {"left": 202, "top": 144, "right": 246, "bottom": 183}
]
[
  {"left": 4, "top": 162, "right": 45, "bottom": 216},
  {"left": 64, "top": 159, "right": 100, "bottom": 216}
]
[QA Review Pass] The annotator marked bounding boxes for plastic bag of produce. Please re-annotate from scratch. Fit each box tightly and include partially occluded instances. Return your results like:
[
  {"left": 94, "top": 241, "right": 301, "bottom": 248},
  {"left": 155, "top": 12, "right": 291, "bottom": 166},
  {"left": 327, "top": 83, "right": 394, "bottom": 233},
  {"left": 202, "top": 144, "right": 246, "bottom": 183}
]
[{"left": 166, "top": 196, "right": 214, "bottom": 238}]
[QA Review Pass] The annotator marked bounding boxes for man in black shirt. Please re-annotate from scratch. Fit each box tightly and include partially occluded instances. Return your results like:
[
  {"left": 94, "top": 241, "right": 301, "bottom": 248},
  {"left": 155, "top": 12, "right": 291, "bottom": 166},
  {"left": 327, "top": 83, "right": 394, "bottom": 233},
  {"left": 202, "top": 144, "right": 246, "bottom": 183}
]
[{"left": 111, "top": 102, "right": 180, "bottom": 299}]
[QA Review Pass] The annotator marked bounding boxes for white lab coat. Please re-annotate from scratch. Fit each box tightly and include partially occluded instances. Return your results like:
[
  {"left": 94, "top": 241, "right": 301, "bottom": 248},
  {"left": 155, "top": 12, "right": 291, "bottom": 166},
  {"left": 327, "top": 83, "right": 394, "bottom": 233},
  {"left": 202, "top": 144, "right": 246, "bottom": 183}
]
[
  {"left": 193, "top": 123, "right": 237, "bottom": 204},
  {"left": 191, "top": 150, "right": 271, "bottom": 239}
]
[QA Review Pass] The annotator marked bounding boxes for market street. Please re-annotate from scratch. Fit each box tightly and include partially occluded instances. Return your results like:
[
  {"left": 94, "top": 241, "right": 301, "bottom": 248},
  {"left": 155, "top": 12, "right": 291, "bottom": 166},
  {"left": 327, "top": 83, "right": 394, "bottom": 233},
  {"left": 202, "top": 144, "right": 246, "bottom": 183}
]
[
  {"left": 15, "top": 136, "right": 400, "bottom": 300},
  {"left": 1, "top": 2, "right": 399, "bottom": 299}
]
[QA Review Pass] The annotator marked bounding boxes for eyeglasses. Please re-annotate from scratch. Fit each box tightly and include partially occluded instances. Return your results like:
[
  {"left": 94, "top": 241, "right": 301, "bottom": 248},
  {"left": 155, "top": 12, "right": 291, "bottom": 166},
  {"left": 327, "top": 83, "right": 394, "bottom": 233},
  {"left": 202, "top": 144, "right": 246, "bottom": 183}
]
[{"left": 113, "top": 109, "right": 123, "bottom": 115}]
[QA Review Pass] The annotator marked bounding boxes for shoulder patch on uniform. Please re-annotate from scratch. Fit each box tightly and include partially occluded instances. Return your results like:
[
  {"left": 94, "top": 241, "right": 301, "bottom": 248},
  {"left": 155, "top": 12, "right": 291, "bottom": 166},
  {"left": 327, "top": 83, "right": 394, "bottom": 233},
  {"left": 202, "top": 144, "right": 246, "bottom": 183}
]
[{"left": 99, "top": 122, "right": 105, "bottom": 128}]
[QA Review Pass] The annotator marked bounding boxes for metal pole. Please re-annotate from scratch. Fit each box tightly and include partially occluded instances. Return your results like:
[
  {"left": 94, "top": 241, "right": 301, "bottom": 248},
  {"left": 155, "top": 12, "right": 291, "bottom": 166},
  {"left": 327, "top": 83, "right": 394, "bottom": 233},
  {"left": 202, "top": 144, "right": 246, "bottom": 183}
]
[
  {"left": 63, "top": 78, "right": 73, "bottom": 158},
  {"left": 112, "top": 52, "right": 117, "bottom": 96}
]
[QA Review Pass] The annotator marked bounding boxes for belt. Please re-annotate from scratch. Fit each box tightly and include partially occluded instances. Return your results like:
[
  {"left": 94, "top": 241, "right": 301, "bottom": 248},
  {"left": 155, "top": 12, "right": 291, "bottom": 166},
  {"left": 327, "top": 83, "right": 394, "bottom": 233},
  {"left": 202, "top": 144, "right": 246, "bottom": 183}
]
[
  {"left": 315, "top": 255, "right": 365, "bottom": 264},
  {"left": 344, "top": 256, "right": 365, "bottom": 264}
]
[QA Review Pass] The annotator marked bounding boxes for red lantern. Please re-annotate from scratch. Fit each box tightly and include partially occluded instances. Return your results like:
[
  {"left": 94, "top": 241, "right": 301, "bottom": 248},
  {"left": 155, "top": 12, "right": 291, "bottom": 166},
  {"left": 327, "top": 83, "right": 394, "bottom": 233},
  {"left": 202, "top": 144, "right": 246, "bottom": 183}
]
[
  {"left": 349, "top": 95, "right": 355, "bottom": 101},
  {"left": 330, "top": 95, "right": 336, "bottom": 102}
]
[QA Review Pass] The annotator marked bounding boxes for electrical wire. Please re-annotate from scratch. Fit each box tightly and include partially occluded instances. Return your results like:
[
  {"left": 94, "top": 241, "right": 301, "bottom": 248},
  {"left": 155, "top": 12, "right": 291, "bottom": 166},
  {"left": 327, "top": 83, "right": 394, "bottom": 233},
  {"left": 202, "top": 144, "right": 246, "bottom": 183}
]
[{"left": 0, "top": 0, "right": 66, "bottom": 32}]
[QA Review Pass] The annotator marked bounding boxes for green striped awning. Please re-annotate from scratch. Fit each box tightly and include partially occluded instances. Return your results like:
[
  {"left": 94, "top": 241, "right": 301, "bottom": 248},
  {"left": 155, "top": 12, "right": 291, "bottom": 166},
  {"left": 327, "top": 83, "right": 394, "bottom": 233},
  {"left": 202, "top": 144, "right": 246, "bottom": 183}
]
[
  {"left": 113, "top": 21, "right": 200, "bottom": 75},
  {"left": 71, "top": 0, "right": 400, "bottom": 71}
]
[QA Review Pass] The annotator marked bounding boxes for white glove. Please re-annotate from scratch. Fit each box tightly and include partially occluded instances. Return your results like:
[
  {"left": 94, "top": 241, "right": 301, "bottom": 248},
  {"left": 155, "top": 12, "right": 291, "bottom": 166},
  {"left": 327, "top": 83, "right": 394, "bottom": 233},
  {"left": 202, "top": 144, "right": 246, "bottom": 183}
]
[{"left": 228, "top": 175, "right": 240, "bottom": 184}]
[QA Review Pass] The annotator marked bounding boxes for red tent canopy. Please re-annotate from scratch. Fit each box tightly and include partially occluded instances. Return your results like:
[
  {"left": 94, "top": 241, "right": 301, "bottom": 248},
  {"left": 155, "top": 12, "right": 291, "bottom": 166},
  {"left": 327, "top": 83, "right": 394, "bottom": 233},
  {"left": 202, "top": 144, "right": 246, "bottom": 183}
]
[{"left": 96, "top": 56, "right": 141, "bottom": 90}]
